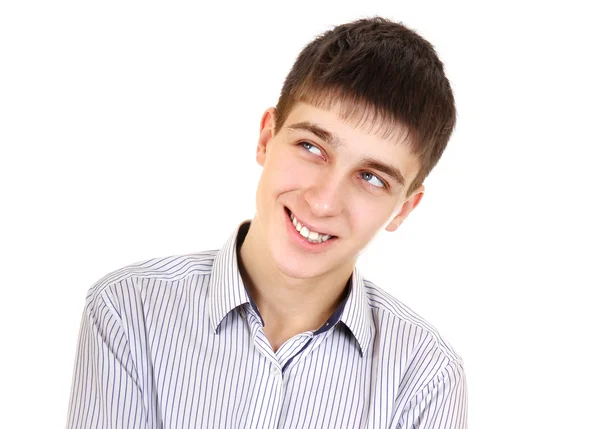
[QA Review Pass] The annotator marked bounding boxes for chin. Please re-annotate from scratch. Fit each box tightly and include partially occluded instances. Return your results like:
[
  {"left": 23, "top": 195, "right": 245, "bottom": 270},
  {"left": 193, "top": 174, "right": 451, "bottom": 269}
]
[
  {"left": 276, "top": 260, "right": 328, "bottom": 280},
  {"left": 268, "top": 243, "right": 330, "bottom": 280}
]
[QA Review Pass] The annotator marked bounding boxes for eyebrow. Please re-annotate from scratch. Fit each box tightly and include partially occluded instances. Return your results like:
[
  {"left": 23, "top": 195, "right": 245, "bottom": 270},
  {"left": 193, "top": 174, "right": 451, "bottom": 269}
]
[
  {"left": 287, "top": 121, "right": 406, "bottom": 187},
  {"left": 288, "top": 121, "right": 342, "bottom": 148}
]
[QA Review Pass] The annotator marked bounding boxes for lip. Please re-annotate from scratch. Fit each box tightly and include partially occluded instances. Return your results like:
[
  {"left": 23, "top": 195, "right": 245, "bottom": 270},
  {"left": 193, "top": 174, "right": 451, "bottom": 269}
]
[
  {"left": 285, "top": 207, "right": 336, "bottom": 237},
  {"left": 284, "top": 207, "right": 338, "bottom": 251}
]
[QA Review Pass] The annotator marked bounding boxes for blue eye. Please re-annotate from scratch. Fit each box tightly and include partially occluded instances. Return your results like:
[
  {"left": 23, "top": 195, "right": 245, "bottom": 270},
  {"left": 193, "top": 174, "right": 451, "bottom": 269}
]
[
  {"left": 300, "top": 141, "right": 323, "bottom": 157},
  {"left": 361, "top": 172, "right": 385, "bottom": 188}
]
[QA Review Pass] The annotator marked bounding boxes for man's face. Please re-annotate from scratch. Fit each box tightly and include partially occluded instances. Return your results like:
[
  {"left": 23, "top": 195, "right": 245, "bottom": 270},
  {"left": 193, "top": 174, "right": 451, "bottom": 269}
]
[{"left": 253, "top": 101, "right": 423, "bottom": 280}]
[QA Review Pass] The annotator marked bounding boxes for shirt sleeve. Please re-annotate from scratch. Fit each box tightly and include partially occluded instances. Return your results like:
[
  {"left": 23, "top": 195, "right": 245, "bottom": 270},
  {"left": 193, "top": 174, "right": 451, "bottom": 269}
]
[
  {"left": 66, "top": 289, "right": 149, "bottom": 429},
  {"left": 397, "top": 360, "right": 468, "bottom": 429}
]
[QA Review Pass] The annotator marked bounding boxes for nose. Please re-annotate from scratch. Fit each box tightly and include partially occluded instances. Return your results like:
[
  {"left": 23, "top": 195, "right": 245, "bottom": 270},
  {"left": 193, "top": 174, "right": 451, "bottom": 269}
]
[{"left": 304, "top": 173, "right": 345, "bottom": 217}]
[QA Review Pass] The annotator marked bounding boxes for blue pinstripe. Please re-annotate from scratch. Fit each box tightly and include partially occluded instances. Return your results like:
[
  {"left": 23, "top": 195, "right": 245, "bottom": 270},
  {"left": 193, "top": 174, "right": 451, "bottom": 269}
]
[{"left": 67, "top": 221, "right": 467, "bottom": 428}]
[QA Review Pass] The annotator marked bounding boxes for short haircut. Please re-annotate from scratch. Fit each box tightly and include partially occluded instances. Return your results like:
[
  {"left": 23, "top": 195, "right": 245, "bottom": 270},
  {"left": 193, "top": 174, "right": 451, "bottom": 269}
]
[{"left": 274, "top": 17, "right": 456, "bottom": 195}]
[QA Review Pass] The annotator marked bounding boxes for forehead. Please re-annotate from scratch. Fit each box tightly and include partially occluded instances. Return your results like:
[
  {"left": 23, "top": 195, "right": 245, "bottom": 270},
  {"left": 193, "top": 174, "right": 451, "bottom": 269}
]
[{"left": 282, "top": 102, "right": 421, "bottom": 185}]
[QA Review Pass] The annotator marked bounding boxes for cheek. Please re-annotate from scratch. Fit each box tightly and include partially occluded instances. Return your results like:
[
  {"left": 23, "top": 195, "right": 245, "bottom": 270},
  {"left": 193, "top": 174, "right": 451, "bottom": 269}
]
[
  {"left": 348, "top": 199, "right": 391, "bottom": 234},
  {"left": 265, "top": 154, "right": 315, "bottom": 189}
]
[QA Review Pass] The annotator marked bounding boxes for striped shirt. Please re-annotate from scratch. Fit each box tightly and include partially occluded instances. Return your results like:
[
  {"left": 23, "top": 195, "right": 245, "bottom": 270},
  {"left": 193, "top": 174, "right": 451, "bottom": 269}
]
[{"left": 67, "top": 221, "right": 467, "bottom": 428}]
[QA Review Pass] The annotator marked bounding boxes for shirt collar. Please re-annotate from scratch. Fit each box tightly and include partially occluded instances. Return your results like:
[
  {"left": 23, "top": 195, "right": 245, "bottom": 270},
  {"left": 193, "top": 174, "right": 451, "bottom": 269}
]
[{"left": 208, "top": 221, "right": 375, "bottom": 357}]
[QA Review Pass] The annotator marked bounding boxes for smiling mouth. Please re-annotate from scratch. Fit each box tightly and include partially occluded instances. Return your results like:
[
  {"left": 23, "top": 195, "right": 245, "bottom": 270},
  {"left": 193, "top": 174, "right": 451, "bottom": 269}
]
[{"left": 284, "top": 207, "right": 337, "bottom": 244}]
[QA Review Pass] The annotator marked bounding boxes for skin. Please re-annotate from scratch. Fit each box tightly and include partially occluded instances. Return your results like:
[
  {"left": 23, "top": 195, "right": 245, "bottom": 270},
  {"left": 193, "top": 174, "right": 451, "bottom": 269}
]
[{"left": 238, "top": 101, "right": 424, "bottom": 352}]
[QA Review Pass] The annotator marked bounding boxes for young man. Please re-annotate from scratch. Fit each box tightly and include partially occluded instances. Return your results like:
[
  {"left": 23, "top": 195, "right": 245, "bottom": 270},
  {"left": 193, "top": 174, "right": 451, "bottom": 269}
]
[{"left": 67, "top": 17, "right": 466, "bottom": 429}]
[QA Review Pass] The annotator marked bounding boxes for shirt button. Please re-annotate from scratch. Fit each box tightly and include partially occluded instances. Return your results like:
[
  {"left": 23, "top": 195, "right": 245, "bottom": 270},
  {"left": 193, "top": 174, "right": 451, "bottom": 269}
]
[{"left": 270, "top": 366, "right": 280, "bottom": 376}]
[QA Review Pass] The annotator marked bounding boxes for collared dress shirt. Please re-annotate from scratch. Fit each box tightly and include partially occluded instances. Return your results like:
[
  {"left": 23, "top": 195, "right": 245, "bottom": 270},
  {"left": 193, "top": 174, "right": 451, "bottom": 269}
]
[{"left": 67, "top": 221, "right": 467, "bottom": 428}]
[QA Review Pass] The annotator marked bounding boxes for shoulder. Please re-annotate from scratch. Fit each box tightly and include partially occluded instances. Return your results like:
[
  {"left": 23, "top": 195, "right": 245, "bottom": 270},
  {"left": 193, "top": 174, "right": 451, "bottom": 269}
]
[
  {"left": 85, "top": 250, "right": 218, "bottom": 307},
  {"left": 362, "top": 276, "right": 463, "bottom": 364}
]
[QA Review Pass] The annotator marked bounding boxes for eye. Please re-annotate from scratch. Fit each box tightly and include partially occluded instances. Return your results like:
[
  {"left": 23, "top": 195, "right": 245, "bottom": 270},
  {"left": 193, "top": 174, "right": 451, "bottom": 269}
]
[
  {"left": 360, "top": 172, "right": 386, "bottom": 189},
  {"left": 299, "top": 141, "right": 324, "bottom": 157}
]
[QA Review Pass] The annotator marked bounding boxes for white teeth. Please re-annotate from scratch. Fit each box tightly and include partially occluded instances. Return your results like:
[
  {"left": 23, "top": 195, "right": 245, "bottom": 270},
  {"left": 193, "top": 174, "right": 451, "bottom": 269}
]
[{"left": 289, "top": 211, "right": 333, "bottom": 243}]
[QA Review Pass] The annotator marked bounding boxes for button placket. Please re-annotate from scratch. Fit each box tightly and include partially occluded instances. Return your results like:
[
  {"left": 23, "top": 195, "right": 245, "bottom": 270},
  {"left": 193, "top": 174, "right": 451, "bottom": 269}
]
[{"left": 270, "top": 365, "right": 281, "bottom": 377}]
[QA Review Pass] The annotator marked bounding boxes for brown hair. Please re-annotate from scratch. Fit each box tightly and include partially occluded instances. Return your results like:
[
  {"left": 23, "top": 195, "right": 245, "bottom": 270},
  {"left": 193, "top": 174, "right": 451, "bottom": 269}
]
[{"left": 274, "top": 17, "right": 456, "bottom": 195}]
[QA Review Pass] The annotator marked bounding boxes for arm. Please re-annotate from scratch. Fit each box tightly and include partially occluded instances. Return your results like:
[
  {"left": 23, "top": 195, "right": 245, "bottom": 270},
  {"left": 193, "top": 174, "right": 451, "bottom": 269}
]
[
  {"left": 398, "top": 360, "right": 468, "bottom": 429},
  {"left": 66, "top": 289, "right": 148, "bottom": 429}
]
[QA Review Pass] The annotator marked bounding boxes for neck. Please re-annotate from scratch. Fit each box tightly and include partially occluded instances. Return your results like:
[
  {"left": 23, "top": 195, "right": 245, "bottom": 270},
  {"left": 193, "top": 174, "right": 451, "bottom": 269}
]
[{"left": 237, "top": 218, "right": 352, "bottom": 335}]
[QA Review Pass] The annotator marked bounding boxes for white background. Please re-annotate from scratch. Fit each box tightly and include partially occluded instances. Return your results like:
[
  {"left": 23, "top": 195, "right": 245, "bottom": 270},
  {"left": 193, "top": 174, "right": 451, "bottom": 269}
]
[{"left": 1, "top": 1, "right": 599, "bottom": 427}]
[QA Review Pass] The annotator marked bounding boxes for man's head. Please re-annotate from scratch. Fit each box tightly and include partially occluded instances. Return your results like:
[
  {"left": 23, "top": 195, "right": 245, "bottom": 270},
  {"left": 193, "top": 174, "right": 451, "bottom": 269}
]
[
  {"left": 250, "top": 17, "right": 456, "bottom": 280},
  {"left": 274, "top": 17, "right": 456, "bottom": 196}
]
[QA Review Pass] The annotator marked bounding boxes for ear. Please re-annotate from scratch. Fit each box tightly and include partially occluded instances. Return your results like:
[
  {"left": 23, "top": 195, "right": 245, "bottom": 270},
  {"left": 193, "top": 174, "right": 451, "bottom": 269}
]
[
  {"left": 256, "top": 107, "right": 277, "bottom": 167},
  {"left": 385, "top": 185, "right": 425, "bottom": 232}
]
